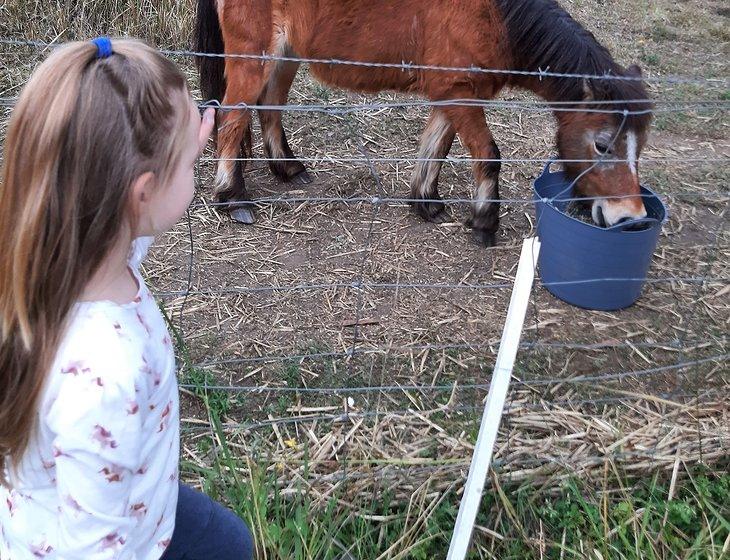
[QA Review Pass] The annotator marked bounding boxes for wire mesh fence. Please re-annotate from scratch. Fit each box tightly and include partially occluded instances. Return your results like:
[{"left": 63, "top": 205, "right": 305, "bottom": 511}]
[{"left": 1, "top": 27, "right": 728, "bottom": 556}]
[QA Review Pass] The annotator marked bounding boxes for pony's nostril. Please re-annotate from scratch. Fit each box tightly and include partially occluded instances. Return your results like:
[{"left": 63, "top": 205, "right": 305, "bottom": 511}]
[{"left": 616, "top": 217, "right": 631, "bottom": 225}]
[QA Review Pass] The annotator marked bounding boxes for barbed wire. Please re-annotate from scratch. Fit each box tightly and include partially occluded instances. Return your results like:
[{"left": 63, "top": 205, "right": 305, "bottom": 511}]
[
  {"left": 197, "top": 99, "right": 729, "bottom": 116},
  {"left": 2, "top": 37, "right": 726, "bottom": 86},
  {"left": 3, "top": 96, "right": 728, "bottom": 113},
  {"left": 205, "top": 98, "right": 730, "bottom": 111},
  {"left": 197, "top": 156, "right": 730, "bottom": 166},
  {"left": 186, "top": 191, "right": 729, "bottom": 210}
]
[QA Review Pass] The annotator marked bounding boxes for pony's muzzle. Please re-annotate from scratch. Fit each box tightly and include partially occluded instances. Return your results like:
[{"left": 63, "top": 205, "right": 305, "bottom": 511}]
[{"left": 591, "top": 197, "right": 646, "bottom": 227}]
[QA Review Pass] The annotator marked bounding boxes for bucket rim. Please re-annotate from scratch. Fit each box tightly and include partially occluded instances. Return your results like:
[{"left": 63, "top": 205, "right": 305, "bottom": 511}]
[{"left": 533, "top": 160, "right": 669, "bottom": 233}]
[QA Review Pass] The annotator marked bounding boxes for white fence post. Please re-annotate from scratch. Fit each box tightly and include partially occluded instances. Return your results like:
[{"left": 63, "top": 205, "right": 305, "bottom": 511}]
[{"left": 446, "top": 237, "right": 541, "bottom": 560}]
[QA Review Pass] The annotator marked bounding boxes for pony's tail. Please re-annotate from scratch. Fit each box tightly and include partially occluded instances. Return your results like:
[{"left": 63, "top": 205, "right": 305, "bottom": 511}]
[{"left": 195, "top": 0, "right": 226, "bottom": 103}]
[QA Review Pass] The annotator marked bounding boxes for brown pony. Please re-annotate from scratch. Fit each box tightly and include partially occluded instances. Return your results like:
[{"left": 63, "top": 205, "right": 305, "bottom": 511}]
[{"left": 195, "top": 0, "right": 652, "bottom": 246}]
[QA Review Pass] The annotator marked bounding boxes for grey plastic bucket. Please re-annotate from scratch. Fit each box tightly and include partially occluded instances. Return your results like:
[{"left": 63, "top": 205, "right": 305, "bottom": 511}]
[{"left": 533, "top": 161, "right": 668, "bottom": 311}]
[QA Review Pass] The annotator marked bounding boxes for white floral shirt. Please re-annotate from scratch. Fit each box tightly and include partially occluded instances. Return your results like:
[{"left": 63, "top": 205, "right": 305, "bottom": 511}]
[{"left": 0, "top": 238, "right": 179, "bottom": 559}]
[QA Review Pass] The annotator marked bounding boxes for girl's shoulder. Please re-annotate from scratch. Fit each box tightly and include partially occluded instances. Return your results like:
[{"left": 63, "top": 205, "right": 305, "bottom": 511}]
[
  {"left": 51, "top": 305, "right": 149, "bottom": 392},
  {"left": 44, "top": 236, "right": 167, "bottom": 408}
]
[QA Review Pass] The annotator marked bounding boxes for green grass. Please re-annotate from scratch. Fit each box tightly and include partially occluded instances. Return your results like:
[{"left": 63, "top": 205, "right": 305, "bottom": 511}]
[
  {"left": 163, "top": 308, "right": 730, "bottom": 559},
  {"left": 181, "top": 433, "right": 730, "bottom": 559}
]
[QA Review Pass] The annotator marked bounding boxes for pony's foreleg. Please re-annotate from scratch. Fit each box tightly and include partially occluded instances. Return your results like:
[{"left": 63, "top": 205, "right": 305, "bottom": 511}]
[
  {"left": 410, "top": 108, "right": 456, "bottom": 224},
  {"left": 215, "top": 55, "right": 267, "bottom": 223},
  {"left": 258, "top": 60, "right": 311, "bottom": 185},
  {"left": 215, "top": 0, "right": 272, "bottom": 222},
  {"left": 443, "top": 106, "right": 501, "bottom": 247}
]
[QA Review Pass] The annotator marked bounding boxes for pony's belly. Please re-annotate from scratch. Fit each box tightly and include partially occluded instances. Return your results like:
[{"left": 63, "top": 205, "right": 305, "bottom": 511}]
[
  {"left": 308, "top": 63, "right": 419, "bottom": 94},
  {"left": 284, "top": 0, "right": 426, "bottom": 94}
]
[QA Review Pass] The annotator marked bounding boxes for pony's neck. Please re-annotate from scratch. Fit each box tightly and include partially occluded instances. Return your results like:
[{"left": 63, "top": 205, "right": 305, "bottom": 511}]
[
  {"left": 496, "top": 0, "right": 620, "bottom": 103},
  {"left": 510, "top": 75, "right": 573, "bottom": 104}
]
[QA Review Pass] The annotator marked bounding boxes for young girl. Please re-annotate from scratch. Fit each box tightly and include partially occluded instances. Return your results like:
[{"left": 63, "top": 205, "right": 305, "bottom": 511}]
[{"left": 0, "top": 38, "right": 253, "bottom": 559}]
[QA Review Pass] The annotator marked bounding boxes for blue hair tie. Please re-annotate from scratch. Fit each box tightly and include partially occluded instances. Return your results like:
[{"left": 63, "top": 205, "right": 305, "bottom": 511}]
[{"left": 91, "top": 37, "right": 113, "bottom": 59}]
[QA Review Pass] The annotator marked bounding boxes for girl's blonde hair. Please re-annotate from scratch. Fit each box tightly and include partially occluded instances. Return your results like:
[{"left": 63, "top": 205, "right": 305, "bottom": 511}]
[{"left": 0, "top": 39, "right": 191, "bottom": 486}]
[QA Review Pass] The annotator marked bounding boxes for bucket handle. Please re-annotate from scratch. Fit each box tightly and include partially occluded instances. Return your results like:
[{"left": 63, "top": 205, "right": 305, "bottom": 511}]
[
  {"left": 605, "top": 217, "right": 660, "bottom": 232},
  {"left": 540, "top": 159, "right": 559, "bottom": 177},
  {"left": 538, "top": 159, "right": 574, "bottom": 208},
  {"left": 539, "top": 158, "right": 588, "bottom": 204}
]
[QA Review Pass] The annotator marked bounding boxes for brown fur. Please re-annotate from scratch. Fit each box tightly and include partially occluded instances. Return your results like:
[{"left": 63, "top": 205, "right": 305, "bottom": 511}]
[{"left": 197, "top": 0, "right": 652, "bottom": 243}]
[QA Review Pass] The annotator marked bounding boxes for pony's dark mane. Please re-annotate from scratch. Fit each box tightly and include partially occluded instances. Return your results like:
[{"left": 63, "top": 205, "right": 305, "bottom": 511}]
[{"left": 495, "top": 0, "right": 652, "bottom": 127}]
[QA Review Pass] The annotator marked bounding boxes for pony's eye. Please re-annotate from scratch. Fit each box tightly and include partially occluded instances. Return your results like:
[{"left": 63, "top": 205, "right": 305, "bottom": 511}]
[{"left": 594, "top": 141, "right": 611, "bottom": 156}]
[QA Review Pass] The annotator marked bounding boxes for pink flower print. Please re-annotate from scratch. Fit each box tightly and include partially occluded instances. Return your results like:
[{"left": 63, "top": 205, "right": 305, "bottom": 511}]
[
  {"left": 158, "top": 401, "right": 172, "bottom": 432},
  {"left": 91, "top": 425, "right": 118, "bottom": 449},
  {"left": 41, "top": 458, "right": 55, "bottom": 469},
  {"left": 155, "top": 515, "right": 164, "bottom": 529},
  {"left": 99, "top": 465, "right": 124, "bottom": 483},
  {"left": 93, "top": 376, "right": 104, "bottom": 387},
  {"left": 127, "top": 400, "right": 139, "bottom": 415},
  {"left": 52, "top": 445, "right": 71, "bottom": 459},
  {"left": 162, "top": 334, "right": 171, "bottom": 346},
  {"left": 29, "top": 542, "right": 53, "bottom": 558},
  {"left": 168, "top": 472, "right": 177, "bottom": 482},
  {"left": 16, "top": 491, "right": 33, "bottom": 502},
  {"left": 61, "top": 361, "right": 90, "bottom": 376},
  {"left": 158, "top": 539, "right": 171, "bottom": 550},
  {"left": 100, "top": 533, "right": 125, "bottom": 552},
  {"left": 6, "top": 497, "right": 14, "bottom": 516},
  {"left": 64, "top": 494, "right": 85, "bottom": 513},
  {"left": 130, "top": 502, "right": 147, "bottom": 519},
  {"left": 136, "top": 310, "right": 151, "bottom": 335},
  {"left": 136, "top": 464, "right": 148, "bottom": 475},
  {"left": 141, "top": 357, "right": 161, "bottom": 387},
  {"left": 113, "top": 322, "right": 132, "bottom": 342},
  {"left": 133, "top": 294, "right": 142, "bottom": 304}
]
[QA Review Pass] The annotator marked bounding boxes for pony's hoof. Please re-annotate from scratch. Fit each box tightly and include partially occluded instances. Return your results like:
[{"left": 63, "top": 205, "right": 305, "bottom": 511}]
[
  {"left": 471, "top": 227, "right": 497, "bottom": 247},
  {"left": 430, "top": 209, "right": 452, "bottom": 224},
  {"left": 412, "top": 200, "right": 450, "bottom": 224},
  {"left": 230, "top": 206, "right": 256, "bottom": 224},
  {"left": 289, "top": 170, "right": 313, "bottom": 186}
]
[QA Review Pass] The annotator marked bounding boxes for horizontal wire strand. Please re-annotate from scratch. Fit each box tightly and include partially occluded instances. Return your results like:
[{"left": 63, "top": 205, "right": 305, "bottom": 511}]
[{"left": 1, "top": 37, "right": 726, "bottom": 86}]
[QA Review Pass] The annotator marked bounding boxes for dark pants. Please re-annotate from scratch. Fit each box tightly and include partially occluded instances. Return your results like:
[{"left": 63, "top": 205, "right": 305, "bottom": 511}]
[{"left": 161, "top": 483, "right": 255, "bottom": 560}]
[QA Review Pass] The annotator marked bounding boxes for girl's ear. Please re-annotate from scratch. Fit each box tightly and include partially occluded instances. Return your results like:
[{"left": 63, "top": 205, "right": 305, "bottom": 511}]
[
  {"left": 131, "top": 172, "right": 155, "bottom": 203},
  {"left": 129, "top": 171, "right": 156, "bottom": 234}
]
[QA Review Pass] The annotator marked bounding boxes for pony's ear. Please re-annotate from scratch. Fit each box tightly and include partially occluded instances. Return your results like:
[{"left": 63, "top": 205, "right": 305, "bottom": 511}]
[
  {"left": 627, "top": 64, "right": 643, "bottom": 77},
  {"left": 582, "top": 79, "right": 594, "bottom": 101}
]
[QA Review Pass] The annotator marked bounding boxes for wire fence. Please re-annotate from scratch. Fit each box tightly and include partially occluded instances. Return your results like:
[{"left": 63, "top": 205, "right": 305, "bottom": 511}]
[
  {"left": 1, "top": 33, "right": 728, "bottom": 510},
  {"left": 2, "top": 36, "right": 729, "bottom": 86}
]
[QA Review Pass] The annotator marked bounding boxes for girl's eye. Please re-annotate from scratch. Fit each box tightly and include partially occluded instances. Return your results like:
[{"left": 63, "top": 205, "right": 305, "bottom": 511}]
[{"left": 594, "top": 141, "right": 611, "bottom": 156}]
